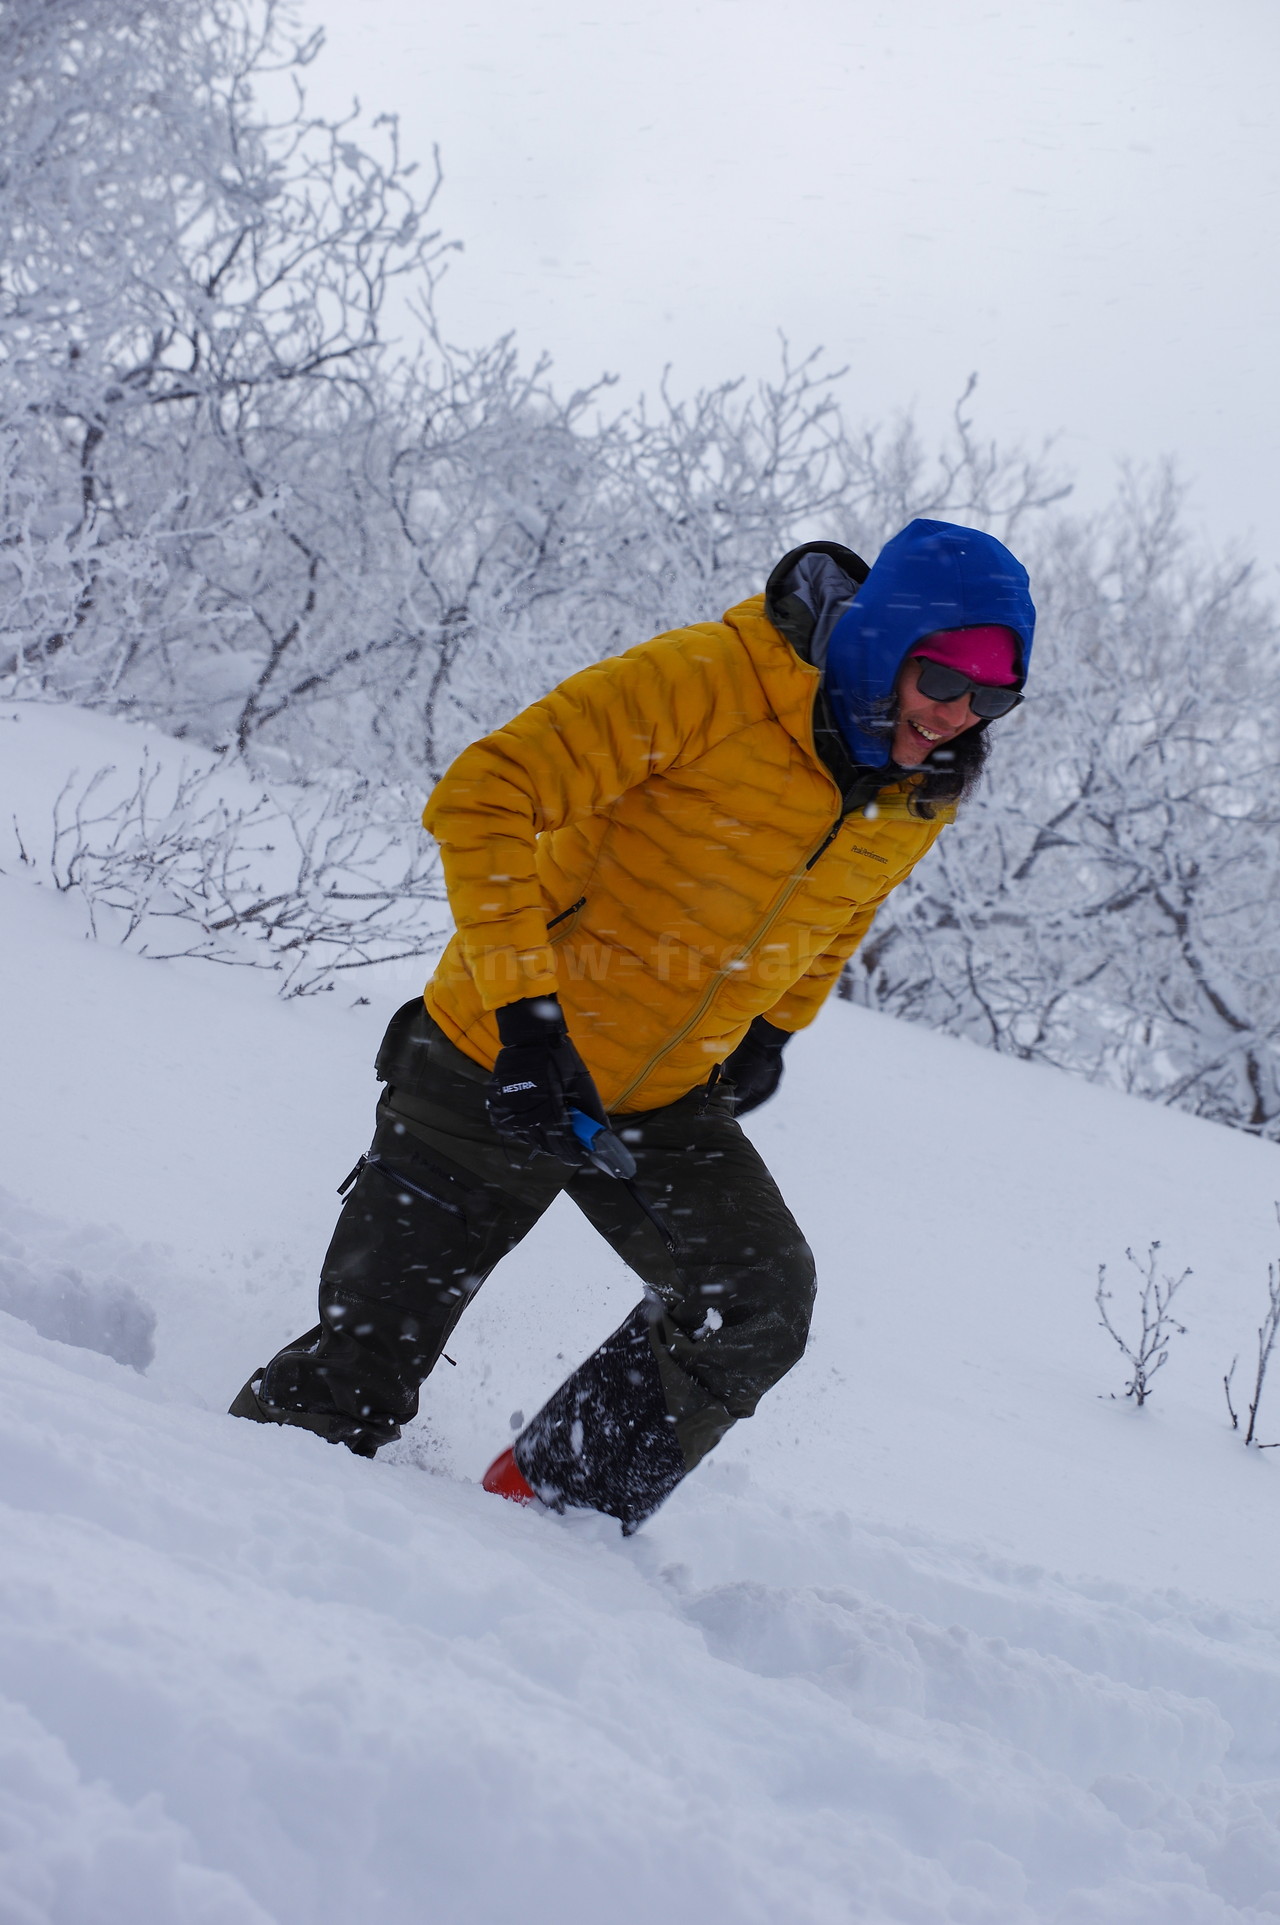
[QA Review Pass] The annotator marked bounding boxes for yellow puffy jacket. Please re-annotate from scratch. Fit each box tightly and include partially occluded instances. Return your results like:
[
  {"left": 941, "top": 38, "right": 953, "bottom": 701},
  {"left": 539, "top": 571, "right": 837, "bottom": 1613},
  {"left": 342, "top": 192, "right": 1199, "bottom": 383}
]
[{"left": 422, "top": 591, "right": 951, "bottom": 1112}]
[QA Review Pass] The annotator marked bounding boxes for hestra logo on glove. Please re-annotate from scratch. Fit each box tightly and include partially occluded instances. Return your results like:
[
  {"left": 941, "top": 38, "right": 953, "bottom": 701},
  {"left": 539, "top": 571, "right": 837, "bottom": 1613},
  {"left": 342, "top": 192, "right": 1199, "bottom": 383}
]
[{"left": 486, "top": 996, "right": 618, "bottom": 1170}]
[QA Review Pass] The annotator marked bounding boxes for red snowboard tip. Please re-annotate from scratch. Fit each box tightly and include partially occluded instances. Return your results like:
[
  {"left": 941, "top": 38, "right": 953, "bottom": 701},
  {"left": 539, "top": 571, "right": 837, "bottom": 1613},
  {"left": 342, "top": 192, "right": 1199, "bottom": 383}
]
[{"left": 482, "top": 1446, "right": 537, "bottom": 1505}]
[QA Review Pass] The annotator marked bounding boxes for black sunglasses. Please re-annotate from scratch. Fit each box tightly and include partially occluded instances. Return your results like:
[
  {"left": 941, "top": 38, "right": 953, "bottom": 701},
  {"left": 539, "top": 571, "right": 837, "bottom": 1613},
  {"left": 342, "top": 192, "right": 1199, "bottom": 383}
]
[{"left": 914, "top": 657, "right": 1024, "bottom": 720}]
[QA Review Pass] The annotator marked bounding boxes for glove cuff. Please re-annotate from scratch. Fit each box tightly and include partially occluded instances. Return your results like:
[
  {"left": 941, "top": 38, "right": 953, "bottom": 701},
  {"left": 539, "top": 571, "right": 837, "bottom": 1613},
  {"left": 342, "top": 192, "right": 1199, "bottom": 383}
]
[{"left": 495, "top": 995, "right": 568, "bottom": 1047}]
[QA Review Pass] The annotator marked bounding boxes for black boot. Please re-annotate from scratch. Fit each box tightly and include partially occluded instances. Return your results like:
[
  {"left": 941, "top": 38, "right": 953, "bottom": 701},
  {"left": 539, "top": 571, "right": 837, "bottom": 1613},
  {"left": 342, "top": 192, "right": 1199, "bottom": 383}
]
[
  {"left": 228, "top": 1325, "right": 405, "bottom": 1458},
  {"left": 513, "top": 1305, "right": 688, "bottom": 1532}
]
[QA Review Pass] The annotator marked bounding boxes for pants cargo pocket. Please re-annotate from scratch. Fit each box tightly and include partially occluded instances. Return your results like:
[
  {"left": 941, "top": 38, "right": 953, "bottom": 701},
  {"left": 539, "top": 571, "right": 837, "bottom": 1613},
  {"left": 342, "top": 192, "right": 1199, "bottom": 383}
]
[{"left": 317, "top": 1145, "right": 482, "bottom": 1405}]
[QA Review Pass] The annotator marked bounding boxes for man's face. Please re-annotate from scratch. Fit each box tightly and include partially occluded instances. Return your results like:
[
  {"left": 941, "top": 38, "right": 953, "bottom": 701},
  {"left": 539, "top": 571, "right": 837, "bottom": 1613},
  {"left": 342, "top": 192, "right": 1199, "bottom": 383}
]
[{"left": 890, "top": 655, "right": 985, "bottom": 767}]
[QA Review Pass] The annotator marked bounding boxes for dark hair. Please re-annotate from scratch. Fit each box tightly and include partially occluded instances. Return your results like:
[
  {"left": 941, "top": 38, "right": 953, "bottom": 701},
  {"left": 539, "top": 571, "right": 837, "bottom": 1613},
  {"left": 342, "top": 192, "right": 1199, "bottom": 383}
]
[{"left": 906, "top": 722, "right": 992, "bottom": 817}]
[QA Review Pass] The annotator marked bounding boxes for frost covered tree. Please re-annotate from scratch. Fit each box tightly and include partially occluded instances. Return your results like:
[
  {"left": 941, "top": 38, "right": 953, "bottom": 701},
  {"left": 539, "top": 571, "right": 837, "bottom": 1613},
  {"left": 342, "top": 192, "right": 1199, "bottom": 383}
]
[
  {"left": 0, "top": 0, "right": 449, "bottom": 745},
  {"left": 0, "top": 4, "right": 1069, "bottom": 779}
]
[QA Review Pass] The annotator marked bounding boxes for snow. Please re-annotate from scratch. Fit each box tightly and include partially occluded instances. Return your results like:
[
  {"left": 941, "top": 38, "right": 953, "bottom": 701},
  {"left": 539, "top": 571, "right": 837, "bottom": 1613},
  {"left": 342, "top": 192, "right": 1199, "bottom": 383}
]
[{"left": 3, "top": 699, "right": 1280, "bottom": 1922}]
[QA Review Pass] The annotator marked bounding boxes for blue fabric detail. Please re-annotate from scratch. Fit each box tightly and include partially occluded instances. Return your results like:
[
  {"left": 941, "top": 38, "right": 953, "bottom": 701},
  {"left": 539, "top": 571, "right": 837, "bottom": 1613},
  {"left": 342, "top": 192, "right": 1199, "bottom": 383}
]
[{"left": 823, "top": 519, "right": 1036, "bottom": 767}]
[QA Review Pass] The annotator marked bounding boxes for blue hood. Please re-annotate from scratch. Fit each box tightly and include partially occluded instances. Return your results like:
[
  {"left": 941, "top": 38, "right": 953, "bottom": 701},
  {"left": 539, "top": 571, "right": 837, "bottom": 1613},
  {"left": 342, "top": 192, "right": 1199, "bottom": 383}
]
[{"left": 823, "top": 519, "right": 1036, "bottom": 768}]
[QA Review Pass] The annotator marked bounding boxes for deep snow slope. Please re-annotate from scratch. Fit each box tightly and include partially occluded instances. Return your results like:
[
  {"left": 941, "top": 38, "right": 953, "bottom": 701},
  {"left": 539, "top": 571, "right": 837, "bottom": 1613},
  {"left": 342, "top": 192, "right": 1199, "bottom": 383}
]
[{"left": 4, "top": 700, "right": 1280, "bottom": 1924}]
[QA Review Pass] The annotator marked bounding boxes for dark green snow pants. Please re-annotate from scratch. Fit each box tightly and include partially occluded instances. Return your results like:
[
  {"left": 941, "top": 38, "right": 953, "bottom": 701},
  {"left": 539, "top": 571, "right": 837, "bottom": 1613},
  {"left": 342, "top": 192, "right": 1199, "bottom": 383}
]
[{"left": 241, "top": 1002, "right": 816, "bottom": 1528}]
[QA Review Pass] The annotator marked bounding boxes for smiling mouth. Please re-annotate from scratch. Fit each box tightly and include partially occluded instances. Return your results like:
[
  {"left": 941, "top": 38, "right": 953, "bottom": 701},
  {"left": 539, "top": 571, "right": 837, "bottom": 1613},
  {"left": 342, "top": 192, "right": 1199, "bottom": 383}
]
[{"left": 910, "top": 721, "right": 946, "bottom": 743}]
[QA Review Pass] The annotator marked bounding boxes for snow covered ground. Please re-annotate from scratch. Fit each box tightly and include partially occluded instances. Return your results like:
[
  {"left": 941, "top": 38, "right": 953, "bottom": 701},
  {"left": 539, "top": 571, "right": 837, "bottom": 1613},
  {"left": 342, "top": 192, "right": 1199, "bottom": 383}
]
[{"left": 3, "top": 699, "right": 1280, "bottom": 1923}]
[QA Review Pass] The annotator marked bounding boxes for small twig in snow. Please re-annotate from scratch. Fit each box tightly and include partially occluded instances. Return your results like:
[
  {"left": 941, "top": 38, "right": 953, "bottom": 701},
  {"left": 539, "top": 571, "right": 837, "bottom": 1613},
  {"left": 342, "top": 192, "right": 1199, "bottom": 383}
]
[
  {"left": 1095, "top": 1241, "right": 1190, "bottom": 1408},
  {"left": 1238, "top": 1208, "right": 1280, "bottom": 1447}
]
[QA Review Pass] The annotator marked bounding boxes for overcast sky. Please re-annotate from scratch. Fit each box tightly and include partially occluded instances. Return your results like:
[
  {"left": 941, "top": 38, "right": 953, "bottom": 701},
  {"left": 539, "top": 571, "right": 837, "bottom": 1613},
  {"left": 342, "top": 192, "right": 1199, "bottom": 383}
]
[{"left": 295, "top": 0, "right": 1280, "bottom": 575}]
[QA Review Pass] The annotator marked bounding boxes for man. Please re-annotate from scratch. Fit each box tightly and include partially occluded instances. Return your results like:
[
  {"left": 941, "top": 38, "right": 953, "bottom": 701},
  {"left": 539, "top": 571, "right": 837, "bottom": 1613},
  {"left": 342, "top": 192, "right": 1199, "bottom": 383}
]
[{"left": 231, "top": 518, "right": 1035, "bottom": 1531}]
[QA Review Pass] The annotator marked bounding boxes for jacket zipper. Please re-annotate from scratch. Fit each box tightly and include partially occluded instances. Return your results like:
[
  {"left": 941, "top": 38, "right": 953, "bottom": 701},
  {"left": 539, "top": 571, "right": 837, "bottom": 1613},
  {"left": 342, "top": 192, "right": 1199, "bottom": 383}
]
[
  {"left": 547, "top": 895, "right": 586, "bottom": 931},
  {"left": 609, "top": 813, "right": 843, "bottom": 1110},
  {"left": 805, "top": 823, "right": 841, "bottom": 870}
]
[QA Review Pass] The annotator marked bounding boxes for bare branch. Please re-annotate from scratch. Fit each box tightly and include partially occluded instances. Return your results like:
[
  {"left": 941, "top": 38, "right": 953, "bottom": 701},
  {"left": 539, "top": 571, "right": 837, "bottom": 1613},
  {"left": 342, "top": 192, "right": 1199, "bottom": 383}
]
[
  {"left": 1095, "top": 1243, "right": 1190, "bottom": 1408},
  {"left": 1240, "top": 1207, "right": 1280, "bottom": 1447}
]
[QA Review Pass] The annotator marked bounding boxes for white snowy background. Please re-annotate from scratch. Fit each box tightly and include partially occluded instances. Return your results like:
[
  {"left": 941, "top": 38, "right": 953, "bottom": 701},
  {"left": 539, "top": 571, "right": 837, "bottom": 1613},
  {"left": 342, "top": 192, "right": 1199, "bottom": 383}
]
[
  {"left": 296, "top": 0, "right": 1280, "bottom": 572},
  {"left": 4, "top": 701, "right": 1280, "bottom": 1923}
]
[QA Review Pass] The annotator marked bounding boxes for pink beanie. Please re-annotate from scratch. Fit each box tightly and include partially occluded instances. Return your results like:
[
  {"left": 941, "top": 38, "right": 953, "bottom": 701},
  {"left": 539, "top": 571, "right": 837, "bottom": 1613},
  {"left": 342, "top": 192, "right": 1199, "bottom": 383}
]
[{"left": 911, "top": 625, "right": 1020, "bottom": 687}]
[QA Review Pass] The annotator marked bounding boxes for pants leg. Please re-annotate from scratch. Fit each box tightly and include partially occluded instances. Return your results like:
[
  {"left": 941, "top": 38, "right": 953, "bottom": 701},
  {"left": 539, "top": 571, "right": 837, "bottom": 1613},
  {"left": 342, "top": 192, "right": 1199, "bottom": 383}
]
[
  {"left": 512, "top": 1086, "right": 816, "bottom": 1530},
  {"left": 234, "top": 1003, "right": 567, "bottom": 1453}
]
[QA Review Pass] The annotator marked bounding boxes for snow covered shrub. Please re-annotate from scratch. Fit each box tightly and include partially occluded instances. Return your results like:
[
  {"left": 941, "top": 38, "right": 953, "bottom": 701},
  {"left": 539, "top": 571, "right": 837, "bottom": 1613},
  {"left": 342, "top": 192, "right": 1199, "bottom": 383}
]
[
  {"left": 1095, "top": 1242, "right": 1191, "bottom": 1408},
  {"left": 11, "top": 749, "right": 448, "bottom": 993}
]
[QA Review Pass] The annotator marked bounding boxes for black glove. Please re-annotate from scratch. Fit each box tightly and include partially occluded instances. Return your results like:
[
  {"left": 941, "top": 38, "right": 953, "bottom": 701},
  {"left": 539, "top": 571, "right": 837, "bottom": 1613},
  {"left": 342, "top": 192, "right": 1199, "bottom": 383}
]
[
  {"left": 722, "top": 1016, "right": 791, "bottom": 1115},
  {"left": 487, "top": 996, "right": 610, "bottom": 1163}
]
